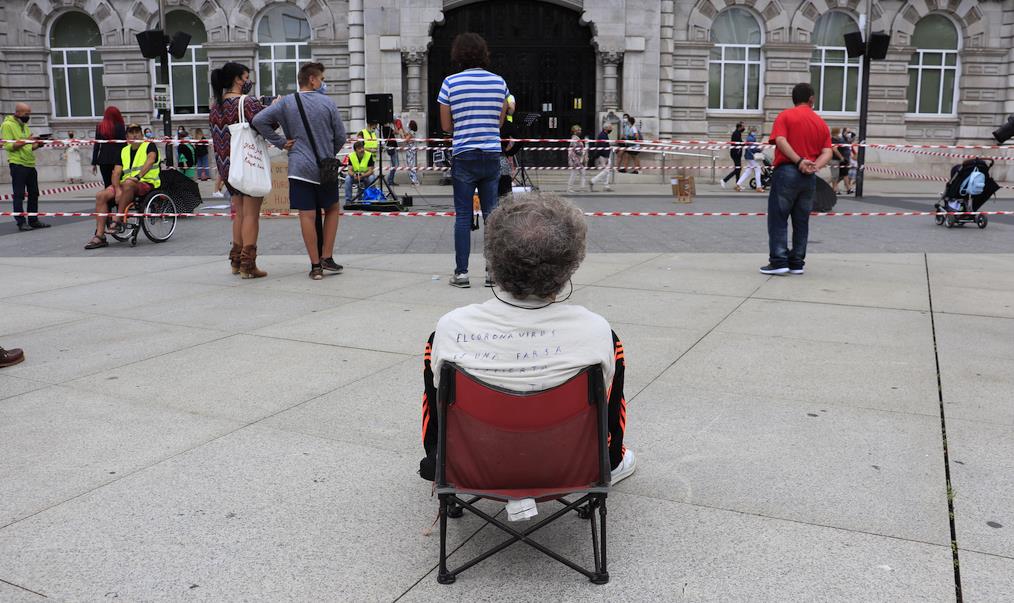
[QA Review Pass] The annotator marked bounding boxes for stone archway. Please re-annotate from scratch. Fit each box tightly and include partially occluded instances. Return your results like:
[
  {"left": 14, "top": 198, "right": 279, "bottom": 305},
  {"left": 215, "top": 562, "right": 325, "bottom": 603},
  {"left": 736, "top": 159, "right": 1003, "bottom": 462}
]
[
  {"left": 891, "top": 0, "right": 986, "bottom": 48},
  {"left": 788, "top": 0, "right": 888, "bottom": 43},
  {"left": 125, "top": 0, "right": 229, "bottom": 43},
  {"left": 230, "top": 0, "right": 336, "bottom": 42},
  {"left": 23, "top": 0, "right": 123, "bottom": 46},
  {"left": 687, "top": 0, "right": 790, "bottom": 44}
]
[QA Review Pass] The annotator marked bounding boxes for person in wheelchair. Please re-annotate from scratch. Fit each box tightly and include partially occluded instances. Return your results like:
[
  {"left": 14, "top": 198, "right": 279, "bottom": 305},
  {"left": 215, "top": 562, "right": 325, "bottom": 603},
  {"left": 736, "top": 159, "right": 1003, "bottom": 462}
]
[
  {"left": 85, "top": 124, "right": 160, "bottom": 249},
  {"left": 343, "top": 140, "right": 377, "bottom": 203},
  {"left": 418, "top": 192, "right": 636, "bottom": 484}
]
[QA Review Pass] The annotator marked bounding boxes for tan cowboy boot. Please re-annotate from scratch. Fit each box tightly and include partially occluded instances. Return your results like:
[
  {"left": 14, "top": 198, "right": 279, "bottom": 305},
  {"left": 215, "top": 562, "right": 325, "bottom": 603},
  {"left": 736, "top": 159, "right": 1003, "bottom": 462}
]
[
  {"left": 240, "top": 245, "right": 267, "bottom": 279},
  {"left": 229, "top": 242, "right": 242, "bottom": 275}
]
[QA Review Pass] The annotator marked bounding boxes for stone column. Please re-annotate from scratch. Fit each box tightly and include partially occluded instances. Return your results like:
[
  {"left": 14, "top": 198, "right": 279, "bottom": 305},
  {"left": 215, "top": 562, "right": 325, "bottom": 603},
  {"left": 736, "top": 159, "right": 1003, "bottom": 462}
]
[
  {"left": 348, "top": 0, "right": 366, "bottom": 126},
  {"left": 600, "top": 51, "right": 623, "bottom": 111},
  {"left": 311, "top": 41, "right": 352, "bottom": 124},
  {"left": 402, "top": 50, "right": 425, "bottom": 112},
  {"left": 658, "top": 1, "right": 675, "bottom": 138}
]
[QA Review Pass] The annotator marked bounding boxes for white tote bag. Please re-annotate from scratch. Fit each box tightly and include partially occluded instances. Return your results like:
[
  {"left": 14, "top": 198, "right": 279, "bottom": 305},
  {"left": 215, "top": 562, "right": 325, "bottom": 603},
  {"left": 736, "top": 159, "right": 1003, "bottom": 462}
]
[{"left": 227, "top": 95, "right": 272, "bottom": 197}]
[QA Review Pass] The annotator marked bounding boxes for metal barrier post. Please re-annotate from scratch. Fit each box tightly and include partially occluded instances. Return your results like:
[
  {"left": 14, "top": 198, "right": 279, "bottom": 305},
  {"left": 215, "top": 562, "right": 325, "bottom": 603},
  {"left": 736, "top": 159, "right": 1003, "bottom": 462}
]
[{"left": 711, "top": 154, "right": 717, "bottom": 184}]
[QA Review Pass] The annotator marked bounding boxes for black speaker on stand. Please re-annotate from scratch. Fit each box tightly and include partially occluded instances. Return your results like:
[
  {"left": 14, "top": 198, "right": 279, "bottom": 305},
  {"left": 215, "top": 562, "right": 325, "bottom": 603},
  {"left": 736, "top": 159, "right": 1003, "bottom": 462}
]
[
  {"left": 346, "top": 93, "right": 401, "bottom": 211},
  {"left": 366, "top": 94, "right": 394, "bottom": 125}
]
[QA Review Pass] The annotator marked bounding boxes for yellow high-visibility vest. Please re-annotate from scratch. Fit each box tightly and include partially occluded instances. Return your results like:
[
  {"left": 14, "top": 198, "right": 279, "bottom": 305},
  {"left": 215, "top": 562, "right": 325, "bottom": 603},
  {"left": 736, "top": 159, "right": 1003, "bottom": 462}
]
[
  {"left": 349, "top": 151, "right": 373, "bottom": 173},
  {"left": 360, "top": 128, "right": 378, "bottom": 152},
  {"left": 120, "top": 142, "right": 160, "bottom": 188}
]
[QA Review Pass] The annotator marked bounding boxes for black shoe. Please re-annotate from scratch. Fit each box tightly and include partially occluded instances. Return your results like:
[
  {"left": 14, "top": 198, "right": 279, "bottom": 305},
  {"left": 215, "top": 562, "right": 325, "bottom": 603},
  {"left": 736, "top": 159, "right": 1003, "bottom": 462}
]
[
  {"left": 28, "top": 221, "right": 51, "bottom": 229},
  {"left": 788, "top": 266, "right": 805, "bottom": 275},
  {"left": 320, "top": 258, "right": 343, "bottom": 273},
  {"left": 759, "top": 264, "right": 789, "bottom": 275},
  {"left": 17, "top": 223, "right": 32, "bottom": 232},
  {"left": 418, "top": 455, "right": 435, "bottom": 481}
]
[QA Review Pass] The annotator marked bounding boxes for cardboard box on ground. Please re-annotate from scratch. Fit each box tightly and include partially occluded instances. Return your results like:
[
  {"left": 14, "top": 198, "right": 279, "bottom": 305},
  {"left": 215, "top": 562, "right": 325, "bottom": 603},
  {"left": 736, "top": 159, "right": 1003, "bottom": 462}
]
[
  {"left": 671, "top": 173, "right": 695, "bottom": 204},
  {"left": 263, "top": 150, "right": 290, "bottom": 214}
]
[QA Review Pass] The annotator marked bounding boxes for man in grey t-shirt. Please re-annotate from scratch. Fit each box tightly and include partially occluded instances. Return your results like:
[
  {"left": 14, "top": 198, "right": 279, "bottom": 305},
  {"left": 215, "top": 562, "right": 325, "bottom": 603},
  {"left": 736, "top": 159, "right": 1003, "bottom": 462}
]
[{"left": 253, "top": 62, "right": 347, "bottom": 281}]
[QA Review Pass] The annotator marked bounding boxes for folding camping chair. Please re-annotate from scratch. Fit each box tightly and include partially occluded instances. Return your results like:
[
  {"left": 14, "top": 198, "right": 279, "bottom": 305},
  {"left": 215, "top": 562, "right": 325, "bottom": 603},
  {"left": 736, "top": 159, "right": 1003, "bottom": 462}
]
[{"left": 435, "top": 363, "right": 612, "bottom": 584}]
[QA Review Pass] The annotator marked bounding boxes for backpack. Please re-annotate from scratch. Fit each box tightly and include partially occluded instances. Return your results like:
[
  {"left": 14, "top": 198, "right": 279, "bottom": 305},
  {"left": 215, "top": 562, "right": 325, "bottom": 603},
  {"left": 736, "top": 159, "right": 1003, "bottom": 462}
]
[{"left": 960, "top": 168, "right": 986, "bottom": 197}]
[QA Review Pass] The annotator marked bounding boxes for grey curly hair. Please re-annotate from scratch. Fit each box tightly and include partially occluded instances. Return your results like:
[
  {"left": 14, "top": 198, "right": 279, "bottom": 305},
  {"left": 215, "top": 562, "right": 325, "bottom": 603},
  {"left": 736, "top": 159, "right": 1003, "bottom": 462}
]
[{"left": 484, "top": 193, "right": 587, "bottom": 299}]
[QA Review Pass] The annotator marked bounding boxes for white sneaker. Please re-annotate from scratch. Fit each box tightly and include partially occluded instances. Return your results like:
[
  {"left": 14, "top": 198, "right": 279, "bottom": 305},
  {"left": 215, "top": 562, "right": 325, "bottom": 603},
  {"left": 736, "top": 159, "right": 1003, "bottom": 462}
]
[
  {"left": 610, "top": 448, "right": 636, "bottom": 485},
  {"left": 720, "top": 180, "right": 727, "bottom": 189},
  {"left": 449, "top": 272, "right": 470, "bottom": 288},
  {"left": 211, "top": 191, "right": 225, "bottom": 198}
]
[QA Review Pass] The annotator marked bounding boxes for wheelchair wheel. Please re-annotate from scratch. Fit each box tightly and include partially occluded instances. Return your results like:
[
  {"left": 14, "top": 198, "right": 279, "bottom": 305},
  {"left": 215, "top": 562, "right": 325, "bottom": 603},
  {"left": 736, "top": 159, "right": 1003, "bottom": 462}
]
[{"left": 141, "top": 192, "right": 178, "bottom": 243}]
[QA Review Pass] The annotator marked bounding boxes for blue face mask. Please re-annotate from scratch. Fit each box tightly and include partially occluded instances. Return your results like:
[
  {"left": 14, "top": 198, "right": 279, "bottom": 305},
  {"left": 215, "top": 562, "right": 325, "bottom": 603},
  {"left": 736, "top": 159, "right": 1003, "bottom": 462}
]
[{"left": 317, "top": 82, "right": 328, "bottom": 94}]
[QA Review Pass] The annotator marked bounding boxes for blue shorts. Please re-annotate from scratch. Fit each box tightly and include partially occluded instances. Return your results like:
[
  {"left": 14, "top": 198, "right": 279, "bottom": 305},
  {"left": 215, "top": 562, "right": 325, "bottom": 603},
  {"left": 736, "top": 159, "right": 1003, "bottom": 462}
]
[{"left": 289, "top": 178, "right": 339, "bottom": 211}]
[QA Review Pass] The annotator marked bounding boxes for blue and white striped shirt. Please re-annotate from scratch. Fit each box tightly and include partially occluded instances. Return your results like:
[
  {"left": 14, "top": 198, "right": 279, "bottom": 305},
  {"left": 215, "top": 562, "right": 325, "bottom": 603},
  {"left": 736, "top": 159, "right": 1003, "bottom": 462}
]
[{"left": 437, "top": 68, "right": 508, "bottom": 156}]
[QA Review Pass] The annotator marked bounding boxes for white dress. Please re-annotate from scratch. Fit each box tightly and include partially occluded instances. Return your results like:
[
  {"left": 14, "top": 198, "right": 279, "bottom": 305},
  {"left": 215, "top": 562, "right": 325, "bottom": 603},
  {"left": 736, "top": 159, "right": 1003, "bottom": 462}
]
[{"left": 65, "top": 145, "right": 83, "bottom": 181}]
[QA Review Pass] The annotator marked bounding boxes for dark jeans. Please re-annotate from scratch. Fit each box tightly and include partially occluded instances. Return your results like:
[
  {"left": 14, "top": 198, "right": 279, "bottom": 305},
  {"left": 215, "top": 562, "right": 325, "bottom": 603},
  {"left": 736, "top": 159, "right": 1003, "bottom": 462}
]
[
  {"left": 767, "top": 164, "right": 814, "bottom": 269},
  {"left": 451, "top": 150, "right": 500, "bottom": 275},
  {"left": 9, "top": 164, "right": 40, "bottom": 226}
]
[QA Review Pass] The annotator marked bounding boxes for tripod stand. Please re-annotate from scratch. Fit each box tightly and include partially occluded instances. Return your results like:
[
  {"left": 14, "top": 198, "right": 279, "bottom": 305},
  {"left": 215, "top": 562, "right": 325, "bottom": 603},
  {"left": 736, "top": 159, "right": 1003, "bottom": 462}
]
[{"left": 344, "top": 125, "right": 402, "bottom": 210}]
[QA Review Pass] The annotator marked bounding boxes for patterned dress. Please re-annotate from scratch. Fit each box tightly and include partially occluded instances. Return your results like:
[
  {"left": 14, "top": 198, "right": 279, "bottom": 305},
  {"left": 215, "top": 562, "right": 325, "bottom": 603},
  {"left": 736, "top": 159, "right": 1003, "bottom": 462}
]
[{"left": 208, "top": 95, "right": 272, "bottom": 183}]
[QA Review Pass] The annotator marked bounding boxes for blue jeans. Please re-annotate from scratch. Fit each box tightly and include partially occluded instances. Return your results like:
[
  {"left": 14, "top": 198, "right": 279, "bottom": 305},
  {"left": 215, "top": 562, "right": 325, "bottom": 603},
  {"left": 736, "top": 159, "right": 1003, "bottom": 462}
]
[
  {"left": 9, "top": 164, "right": 40, "bottom": 226},
  {"left": 386, "top": 149, "right": 399, "bottom": 186},
  {"left": 452, "top": 150, "right": 501, "bottom": 275},
  {"left": 767, "top": 164, "right": 814, "bottom": 269},
  {"left": 345, "top": 173, "right": 377, "bottom": 202},
  {"left": 196, "top": 154, "right": 210, "bottom": 180}
]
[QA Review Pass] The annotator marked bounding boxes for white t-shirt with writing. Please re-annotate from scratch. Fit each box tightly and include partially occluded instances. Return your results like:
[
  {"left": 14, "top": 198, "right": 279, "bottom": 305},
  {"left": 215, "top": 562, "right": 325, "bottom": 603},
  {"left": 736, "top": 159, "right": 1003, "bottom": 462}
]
[{"left": 431, "top": 296, "right": 615, "bottom": 392}]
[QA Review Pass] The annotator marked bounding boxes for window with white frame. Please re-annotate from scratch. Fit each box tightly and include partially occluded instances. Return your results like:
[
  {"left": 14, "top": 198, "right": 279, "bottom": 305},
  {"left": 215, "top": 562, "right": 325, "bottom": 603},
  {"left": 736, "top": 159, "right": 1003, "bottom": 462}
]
[
  {"left": 810, "top": 11, "right": 861, "bottom": 113},
  {"left": 50, "top": 12, "right": 104, "bottom": 118},
  {"left": 257, "top": 4, "right": 311, "bottom": 97},
  {"left": 907, "top": 14, "right": 960, "bottom": 115},
  {"left": 153, "top": 11, "right": 210, "bottom": 115},
  {"left": 708, "top": 7, "right": 762, "bottom": 111}
]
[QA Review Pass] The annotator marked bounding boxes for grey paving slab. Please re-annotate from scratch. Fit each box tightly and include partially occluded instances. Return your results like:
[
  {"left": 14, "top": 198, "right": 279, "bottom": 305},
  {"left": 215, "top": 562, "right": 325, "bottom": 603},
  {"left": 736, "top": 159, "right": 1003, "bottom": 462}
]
[
  {"left": 622, "top": 382, "right": 950, "bottom": 545},
  {"left": 0, "top": 426, "right": 484, "bottom": 602},
  {"left": 716, "top": 298, "right": 934, "bottom": 349},
  {"left": 652, "top": 329, "right": 942, "bottom": 416},
  {"left": 65, "top": 334, "right": 407, "bottom": 423},
  {"left": 0, "top": 386, "right": 240, "bottom": 526},
  {"left": 610, "top": 322, "right": 702, "bottom": 398},
  {"left": 3, "top": 274, "right": 228, "bottom": 314},
  {"left": 931, "top": 281, "right": 1014, "bottom": 320},
  {"left": 752, "top": 253, "right": 930, "bottom": 311},
  {"left": 262, "top": 357, "right": 421, "bottom": 455},
  {"left": 600, "top": 253, "right": 771, "bottom": 297},
  {"left": 0, "top": 374, "right": 48, "bottom": 401},
  {"left": 927, "top": 253, "right": 1014, "bottom": 312},
  {"left": 0, "top": 255, "right": 214, "bottom": 277},
  {"left": 400, "top": 492, "right": 954, "bottom": 602},
  {"left": 370, "top": 273, "right": 505, "bottom": 308},
  {"left": 0, "top": 264, "right": 111, "bottom": 300},
  {"left": 246, "top": 265, "right": 436, "bottom": 301},
  {"left": 567, "top": 285, "right": 745, "bottom": 333},
  {"left": 935, "top": 313, "right": 1014, "bottom": 426},
  {"left": 0, "top": 303, "right": 91, "bottom": 338},
  {"left": 0, "top": 581, "right": 45, "bottom": 601},
  {"left": 947, "top": 418, "right": 1014, "bottom": 559},
  {"left": 252, "top": 299, "right": 450, "bottom": 355},
  {"left": 1, "top": 318, "right": 225, "bottom": 384},
  {"left": 958, "top": 551, "right": 1014, "bottom": 603}
]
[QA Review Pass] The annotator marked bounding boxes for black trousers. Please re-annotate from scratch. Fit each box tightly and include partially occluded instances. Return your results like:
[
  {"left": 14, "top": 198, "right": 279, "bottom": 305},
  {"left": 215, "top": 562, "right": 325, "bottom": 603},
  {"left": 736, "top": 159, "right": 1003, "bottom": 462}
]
[
  {"left": 9, "top": 164, "right": 40, "bottom": 226},
  {"left": 99, "top": 164, "right": 116, "bottom": 188},
  {"left": 723, "top": 151, "right": 743, "bottom": 183}
]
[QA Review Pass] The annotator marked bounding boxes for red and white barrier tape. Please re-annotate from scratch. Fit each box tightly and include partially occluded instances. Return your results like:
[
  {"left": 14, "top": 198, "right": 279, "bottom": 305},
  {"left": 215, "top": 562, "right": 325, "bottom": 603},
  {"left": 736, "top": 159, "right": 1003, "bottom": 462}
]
[
  {"left": 4, "top": 210, "right": 1012, "bottom": 219},
  {"left": 0, "top": 181, "right": 101, "bottom": 202}
]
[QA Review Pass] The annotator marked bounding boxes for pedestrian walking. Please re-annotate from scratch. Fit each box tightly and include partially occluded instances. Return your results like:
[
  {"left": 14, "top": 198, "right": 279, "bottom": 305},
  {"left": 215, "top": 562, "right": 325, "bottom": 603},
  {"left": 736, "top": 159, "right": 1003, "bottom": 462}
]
[
  {"left": 194, "top": 128, "right": 211, "bottom": 181},
  {"left": 831, "top": 127, "right": 854, "bottom": 194},
  {"left": 735, "top": 126, "right": 764, "bottom": 192},
  {"left": 209, "top": 61, "right": 277, "bottom": 278},
  {"left": 438, "top": 32, "right": 509, "bottom": 288},
  {"left": 383, "top": 120, "right": 401, "bottom": 186},
  {"left": 760, "top": 83, "right": 833, "bottom": 276},
  {"left": 253, "top": 61, "right": 347, "bottom": 281},
  {"left": 92, "top": 107, "right": 127, "bottom": 188},
  {"left": 623, "top": 115, "right": 642, "bottom": 174},
  {"left": 721, "top": 121, "right": 745, "bottom": 188},
  {"left": 2, "top": 103, "right": 50, "bottom": 231},
  {"left": 177, "top": 127, "right": 197, "bottom": 180},
  {"left": 405, "top": 120, "right": 420, "bottom": 186},
  {"left": 64, "top": 131, "right": 83, "bottom": 184},
  {"left": 567, "top": 124, "right": 588, "bottom": 192},
  {"left": 589, "top": 123, "right": 615, "bottom": 191}
]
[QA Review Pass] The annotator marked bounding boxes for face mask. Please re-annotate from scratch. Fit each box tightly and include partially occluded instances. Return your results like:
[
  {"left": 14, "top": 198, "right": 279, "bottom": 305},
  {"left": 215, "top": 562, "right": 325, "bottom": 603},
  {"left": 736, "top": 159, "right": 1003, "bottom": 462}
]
[
  {"left": 317, "top": 82, "right": 328, "bottom": 94},
  {"left": 17, "top": 115, "right": 29, "bottom": 123},
  {"left": 241, "top": 81, "right": 254, "bottom": 95}
]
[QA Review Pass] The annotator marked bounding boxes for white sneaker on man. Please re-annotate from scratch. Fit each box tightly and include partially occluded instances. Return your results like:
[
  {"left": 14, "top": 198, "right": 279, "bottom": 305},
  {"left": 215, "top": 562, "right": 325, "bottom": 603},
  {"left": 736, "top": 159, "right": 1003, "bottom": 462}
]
[
  {"left": 449, "top": 272, "right": 470, "bottom": 288},
  {"left": 610, "top": 448, "right": 637, "bottom": 485}
]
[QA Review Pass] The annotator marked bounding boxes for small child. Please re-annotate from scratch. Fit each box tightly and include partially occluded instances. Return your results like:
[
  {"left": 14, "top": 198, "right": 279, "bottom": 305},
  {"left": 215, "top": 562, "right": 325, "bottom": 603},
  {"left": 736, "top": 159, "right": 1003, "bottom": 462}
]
[{"left": 64, "top": 131, "right": 83, "bottom": 184}]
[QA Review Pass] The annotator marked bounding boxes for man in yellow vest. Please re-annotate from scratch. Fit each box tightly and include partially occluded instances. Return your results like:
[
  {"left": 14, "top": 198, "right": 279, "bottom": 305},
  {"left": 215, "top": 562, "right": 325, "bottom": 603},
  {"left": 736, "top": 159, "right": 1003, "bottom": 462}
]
[
  {"left": 360, "top": 121, "right": 379, "bottom": 153},
  {"left": 85, "top": 123, "right": 160, "bottom": 249},
  {"left": 344, "top": 140, "right": 377, "bottom": 203},
  {"left": 2, "top": 102, "right": 49, "bottom": 230}
]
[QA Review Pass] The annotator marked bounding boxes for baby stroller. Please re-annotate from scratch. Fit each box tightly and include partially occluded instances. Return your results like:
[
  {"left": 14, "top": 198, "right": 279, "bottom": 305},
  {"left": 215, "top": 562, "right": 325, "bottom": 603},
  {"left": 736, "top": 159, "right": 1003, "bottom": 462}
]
[
  {"left": 934, "top": 158, "right": 1000, "bottom": 229},
  {"left": 748, "top": 155, "right": 773, "bottom": 190}
]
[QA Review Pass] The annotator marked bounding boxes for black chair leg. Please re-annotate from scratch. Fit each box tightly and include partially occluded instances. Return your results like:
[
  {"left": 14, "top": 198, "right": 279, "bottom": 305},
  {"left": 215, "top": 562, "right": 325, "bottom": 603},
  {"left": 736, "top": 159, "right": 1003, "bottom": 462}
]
[
  {"left": 591, "top": 495, "right": 609, "bottom": 584},
  {"left": 437, "top": 495, "right": 456, "bottom": 584},
  {"left": 446, "top": 499, "right": 464, "bottom": 519}
]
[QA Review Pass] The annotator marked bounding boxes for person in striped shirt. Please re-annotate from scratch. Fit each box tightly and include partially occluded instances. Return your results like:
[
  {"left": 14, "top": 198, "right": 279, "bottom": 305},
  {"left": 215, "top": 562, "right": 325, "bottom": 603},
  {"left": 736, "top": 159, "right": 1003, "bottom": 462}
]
[{"left": 437, "top": 32, "right": 510, "bottom": 289}]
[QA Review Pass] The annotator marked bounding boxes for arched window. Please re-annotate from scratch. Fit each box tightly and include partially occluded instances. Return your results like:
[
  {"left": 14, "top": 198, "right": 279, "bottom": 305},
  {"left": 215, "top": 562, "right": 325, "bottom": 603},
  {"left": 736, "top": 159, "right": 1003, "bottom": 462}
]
[
  {"left": 154, "top": 11, "right": 210, "bottom": 115},
  {"left": 708, "top": 7, "right": 762, "bottom": 111},
  {"left": 907, "top": 14, "right": 960, "bottom": 115},
  {"left": 50, "top": 12, "right": 104, "bottom": 118},
  {"left": 257, "top": 4, "right": 311, "bottom": 96},
  {"left": 810, "top": 11, "right": 861, "bottom": 113}
]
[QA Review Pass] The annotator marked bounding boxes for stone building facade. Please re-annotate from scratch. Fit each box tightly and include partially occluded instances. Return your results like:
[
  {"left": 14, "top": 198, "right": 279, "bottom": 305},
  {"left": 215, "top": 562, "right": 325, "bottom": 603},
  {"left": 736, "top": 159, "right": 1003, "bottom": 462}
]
[{"left": 2, "top": 0, "right": 1013, "bottom": 181}]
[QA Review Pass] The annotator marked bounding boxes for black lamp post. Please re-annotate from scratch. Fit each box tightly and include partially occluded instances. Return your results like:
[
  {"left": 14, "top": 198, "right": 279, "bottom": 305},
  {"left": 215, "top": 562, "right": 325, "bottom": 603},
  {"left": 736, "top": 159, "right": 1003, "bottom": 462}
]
[{"left": 135, "top": 1, "right": 190, "bottom": 167}]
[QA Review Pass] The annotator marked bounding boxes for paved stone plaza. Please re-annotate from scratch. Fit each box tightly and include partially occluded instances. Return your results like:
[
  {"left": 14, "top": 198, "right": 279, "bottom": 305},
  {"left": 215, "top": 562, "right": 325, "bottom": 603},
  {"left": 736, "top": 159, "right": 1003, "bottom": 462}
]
[{"left": 1, "top": 192, "right": 1013, "bottom": 601}]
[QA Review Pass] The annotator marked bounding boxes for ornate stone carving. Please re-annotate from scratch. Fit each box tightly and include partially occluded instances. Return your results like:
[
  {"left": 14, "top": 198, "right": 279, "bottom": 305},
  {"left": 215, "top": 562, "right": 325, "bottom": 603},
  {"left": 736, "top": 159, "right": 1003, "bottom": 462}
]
[{"left": 402, "top": 50, "right": 426, "bottom": 111}]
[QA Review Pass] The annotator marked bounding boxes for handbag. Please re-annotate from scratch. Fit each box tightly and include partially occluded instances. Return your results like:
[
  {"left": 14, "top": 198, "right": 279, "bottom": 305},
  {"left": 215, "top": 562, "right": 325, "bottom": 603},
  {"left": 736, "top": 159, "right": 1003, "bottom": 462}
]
[
  {"left": 294, "top": 92, "right": 342, "bottom": 186},
  {"left": 227, "top": 95, "right": 272, "bottom": 197}
]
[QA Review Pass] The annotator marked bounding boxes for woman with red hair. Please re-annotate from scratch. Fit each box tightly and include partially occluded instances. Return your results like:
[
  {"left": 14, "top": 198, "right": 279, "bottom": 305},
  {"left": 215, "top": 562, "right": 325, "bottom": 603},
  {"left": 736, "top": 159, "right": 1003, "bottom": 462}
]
[{"left": 91, "top": 106, "right": 126, "bottom": 187}]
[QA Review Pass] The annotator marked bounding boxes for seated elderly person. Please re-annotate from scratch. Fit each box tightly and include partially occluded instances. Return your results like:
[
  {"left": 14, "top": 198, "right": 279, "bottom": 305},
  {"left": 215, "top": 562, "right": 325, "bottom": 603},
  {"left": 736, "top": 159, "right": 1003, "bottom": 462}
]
[
  {"left": 418, "top": 192, "right": 635, "bottom": 483},
  {"left": 85, "top": 123, "right": 160, "bottom": 249}
]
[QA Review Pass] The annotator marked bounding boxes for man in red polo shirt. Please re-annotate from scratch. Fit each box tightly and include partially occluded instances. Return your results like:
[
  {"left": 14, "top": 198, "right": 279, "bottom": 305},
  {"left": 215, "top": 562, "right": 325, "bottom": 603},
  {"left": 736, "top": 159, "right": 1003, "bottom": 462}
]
[{"left": 761, "top": 83, "right": 833, "bottom": 275}]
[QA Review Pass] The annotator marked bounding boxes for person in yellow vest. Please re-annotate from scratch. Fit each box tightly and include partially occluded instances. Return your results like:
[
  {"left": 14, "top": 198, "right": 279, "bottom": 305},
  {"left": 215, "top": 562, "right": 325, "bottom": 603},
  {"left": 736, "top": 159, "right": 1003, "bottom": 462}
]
[
  {"left": 2, "top": 102, "right": 50, "bottom": 230},
  {"left": 360, "top": 122, "right": 379, "bottom": 153},
  {"left": 344, "top": 140, "right": 377, "bottom": 203},
  {"left": 85, "top": 124, "right": 160, "bottom": 249}
]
